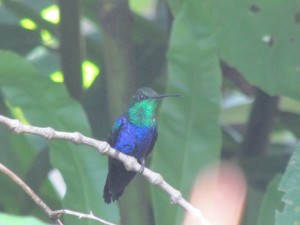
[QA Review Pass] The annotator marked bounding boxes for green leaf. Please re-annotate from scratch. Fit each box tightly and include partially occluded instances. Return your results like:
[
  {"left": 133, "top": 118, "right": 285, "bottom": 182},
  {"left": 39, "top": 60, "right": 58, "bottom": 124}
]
[
  {"left": 0, "top": 25, "right": 40, "bottom": 54},
  {"left": 0, "top": 113, "right": 37, "bottom": 213},
  {"left": 0, "top": 213, "right": 48, "bottom": 225},
  {"left": 151, "top": 1, "right": 222, "bottom": 225},
  {"left": 0, "top": 51, "right": 118, "bottom": 224},
  {"left": 279, "top": 112, "right": 300, "bottom": 139},
  {"left": 3, "top": 0, "right": 56, "bottom": 34},
  {"left": 257, "top": 175, "right": 283, "bottom": 225},
  {"left": 276, "top": 144, "right": 300, "bottom": 225},
  {"left": 214, "top": 0, "right": 300, "bottom": 100}
]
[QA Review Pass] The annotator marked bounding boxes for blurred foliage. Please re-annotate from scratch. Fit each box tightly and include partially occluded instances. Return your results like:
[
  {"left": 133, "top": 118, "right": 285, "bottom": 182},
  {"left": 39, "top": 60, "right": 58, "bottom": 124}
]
[
  {"left": 257, "top": 175, "right": 283, "bottom": 225},
  {"left": 151, "top": 1, "right": 222, "bottom": 224},
  {"left": 276, "top": 144, "right": 300, "bottom": 225},
  {"left": 0, "top": 0, "right": 299, "bottom": 225},
  {"left": 0, "top": 213, "right": 48, "bottom": 225}
]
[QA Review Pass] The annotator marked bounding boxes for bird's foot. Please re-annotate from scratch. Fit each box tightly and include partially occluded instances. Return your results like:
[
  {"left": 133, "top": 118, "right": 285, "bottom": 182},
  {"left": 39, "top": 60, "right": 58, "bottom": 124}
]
[{"left": 138, "top": 159, "right": 145, "bottom": 174}]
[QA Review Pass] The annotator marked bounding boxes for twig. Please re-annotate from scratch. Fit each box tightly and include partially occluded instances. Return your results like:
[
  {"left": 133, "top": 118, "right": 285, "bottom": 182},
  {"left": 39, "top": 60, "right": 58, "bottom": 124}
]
[
  {"left": 0, "top": 163, "right": 63, "bottom": 225},
  {"left": 52, "top": 210, "right": 116, "bottom": 225},
  {"left": 0, "top": 163, "right": 116, "bottom": 225},
  {"left": 0, "top": 114, "right": 211, "bottom": 225}
]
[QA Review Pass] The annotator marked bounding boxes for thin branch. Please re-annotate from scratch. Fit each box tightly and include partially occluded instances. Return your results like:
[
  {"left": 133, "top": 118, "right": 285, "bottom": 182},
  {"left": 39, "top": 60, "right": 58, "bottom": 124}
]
[
  {"left": 52, "top": 210, "right": 116, "bottom": 225},
  {"left": 0, "top": 163, "right": 63, "bottom": 225},
  {"left": 0, "top": 163, "right": 116, "bottom": 225},
  {"left": 0, "top": 114, "right": 211, "bottom": 225}
]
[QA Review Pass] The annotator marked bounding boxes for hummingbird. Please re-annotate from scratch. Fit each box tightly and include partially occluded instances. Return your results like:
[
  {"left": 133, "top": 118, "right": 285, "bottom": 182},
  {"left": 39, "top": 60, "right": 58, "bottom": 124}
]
[{"left": 103, "top": 87, "right": 179, "bottom": 204}]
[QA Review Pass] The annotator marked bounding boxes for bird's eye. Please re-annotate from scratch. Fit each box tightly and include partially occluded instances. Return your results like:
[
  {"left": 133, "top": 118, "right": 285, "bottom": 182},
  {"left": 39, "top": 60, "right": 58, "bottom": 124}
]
[{"left": 139, "top": 94, "right": 146, "bottom": 100}]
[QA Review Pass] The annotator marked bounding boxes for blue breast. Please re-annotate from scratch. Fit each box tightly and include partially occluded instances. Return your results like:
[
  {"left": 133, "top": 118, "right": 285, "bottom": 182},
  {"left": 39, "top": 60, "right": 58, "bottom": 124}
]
[{"left": 114, "top": 118, "right": 156, "bottom": 161}]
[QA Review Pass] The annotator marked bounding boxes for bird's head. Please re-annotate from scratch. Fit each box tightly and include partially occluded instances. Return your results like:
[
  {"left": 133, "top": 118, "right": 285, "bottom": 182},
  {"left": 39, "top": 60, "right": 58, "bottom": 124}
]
[{"left": 127, "top": 87, "right": 179, "bottom": 126}]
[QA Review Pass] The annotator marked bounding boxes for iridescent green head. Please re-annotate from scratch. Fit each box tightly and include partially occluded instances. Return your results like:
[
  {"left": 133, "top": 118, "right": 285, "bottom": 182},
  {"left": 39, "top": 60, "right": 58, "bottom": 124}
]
[{"left": 127, "top": 87, "right": 180, "bottom": 126}]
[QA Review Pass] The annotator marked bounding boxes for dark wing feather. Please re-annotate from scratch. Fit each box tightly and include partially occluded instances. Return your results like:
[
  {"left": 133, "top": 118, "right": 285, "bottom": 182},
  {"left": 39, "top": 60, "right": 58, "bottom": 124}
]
[
  {"left": 107, "top": 116, "right": 123, "bottom": 147},
  {"left": 145, "top": 125, "right": 158, "bottom": 158}
]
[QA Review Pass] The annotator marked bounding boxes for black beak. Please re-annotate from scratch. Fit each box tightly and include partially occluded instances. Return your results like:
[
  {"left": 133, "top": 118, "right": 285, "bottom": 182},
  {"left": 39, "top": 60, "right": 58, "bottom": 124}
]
[{"left": 153, "top": 93, "right": 180, "bottom": 99}]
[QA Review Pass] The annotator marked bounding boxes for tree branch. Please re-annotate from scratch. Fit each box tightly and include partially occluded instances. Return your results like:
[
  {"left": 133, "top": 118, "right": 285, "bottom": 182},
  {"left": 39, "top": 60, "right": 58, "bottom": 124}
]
[
  {"left": 0, "top": 162, "right": 63, "bottom": 225},
  {"left": 240, "top": 88, "right": 279, "bottom": 156},
  {"left": 0, "top": 163, "right": 116, "bottom": 225},
  {"left": 52, "top": 209, "right": 116, "bottom": 225},
  {"left": 0, "top": 114, "right": 211, "bottom": 225}
]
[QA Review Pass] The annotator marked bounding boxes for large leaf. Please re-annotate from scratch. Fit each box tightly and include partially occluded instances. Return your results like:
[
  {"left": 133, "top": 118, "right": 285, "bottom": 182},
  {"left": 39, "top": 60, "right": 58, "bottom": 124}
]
[
  {"left": 0, "top": 25, "right": 40, "bottom": 55},
  {"left": 214, "top": 0, "right": 300, "bottom": 100},
  {"left": 0, "top": 95, "right": 38, "bottom": 213},
  {"left": 0, "top": 129, "right": 30, "bottom": 213},
  {"left": 1, "top": 136, "right": 52, "bottom": 217},
  {"left": 276, "top": 144, "right": 300, "bottom": 225},
  {"left": 151, "top": 1, "right": 222, "bottom": 225},
  {"left": 0, "top": 51, "right": 118, "bottom": 224},
  {"left": 0, "top": 213, "right": 48, "bottom": 225}
]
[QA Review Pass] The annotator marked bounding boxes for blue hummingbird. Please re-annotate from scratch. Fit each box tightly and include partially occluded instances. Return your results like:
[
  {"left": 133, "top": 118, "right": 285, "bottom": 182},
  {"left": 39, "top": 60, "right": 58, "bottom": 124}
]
[{"left": 103, "top": 87, "right": 179, "bottom": 204}]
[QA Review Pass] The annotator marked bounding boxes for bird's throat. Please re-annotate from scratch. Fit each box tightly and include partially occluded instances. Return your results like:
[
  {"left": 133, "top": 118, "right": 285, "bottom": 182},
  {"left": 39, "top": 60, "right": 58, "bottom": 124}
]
[{"left": 128, "top": 100, "right": 157, "bottom": 126}]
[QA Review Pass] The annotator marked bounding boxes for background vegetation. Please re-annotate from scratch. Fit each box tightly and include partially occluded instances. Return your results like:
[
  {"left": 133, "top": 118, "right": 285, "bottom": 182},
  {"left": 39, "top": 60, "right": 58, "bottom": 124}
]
[{"left": 0, "top": 0, "right": 299, "bottom": 225}]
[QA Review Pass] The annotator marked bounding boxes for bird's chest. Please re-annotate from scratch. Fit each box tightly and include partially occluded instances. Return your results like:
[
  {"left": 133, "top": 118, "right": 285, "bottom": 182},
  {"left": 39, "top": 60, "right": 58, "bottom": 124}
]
[{"left": 115, "top": 123, "right": 155, "bottom": 159}]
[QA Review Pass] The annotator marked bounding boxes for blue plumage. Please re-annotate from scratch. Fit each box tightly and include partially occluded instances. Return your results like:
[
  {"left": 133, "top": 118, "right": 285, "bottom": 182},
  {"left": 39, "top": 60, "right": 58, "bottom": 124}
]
[{"left": 113, "top": 116, "right": 157, "bottom": 160}]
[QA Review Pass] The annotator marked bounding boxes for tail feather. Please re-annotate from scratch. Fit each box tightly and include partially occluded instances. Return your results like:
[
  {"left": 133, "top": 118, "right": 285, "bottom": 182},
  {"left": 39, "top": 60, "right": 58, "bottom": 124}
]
[
  {"left": 103, "top": 178, "right": 112, "bottom": 204},
  {"left": 103, "top": 158, "right": 136, "bottom": 204},
  {"left": 103, "top": 176, "right": 125, "bottom": 204}
]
